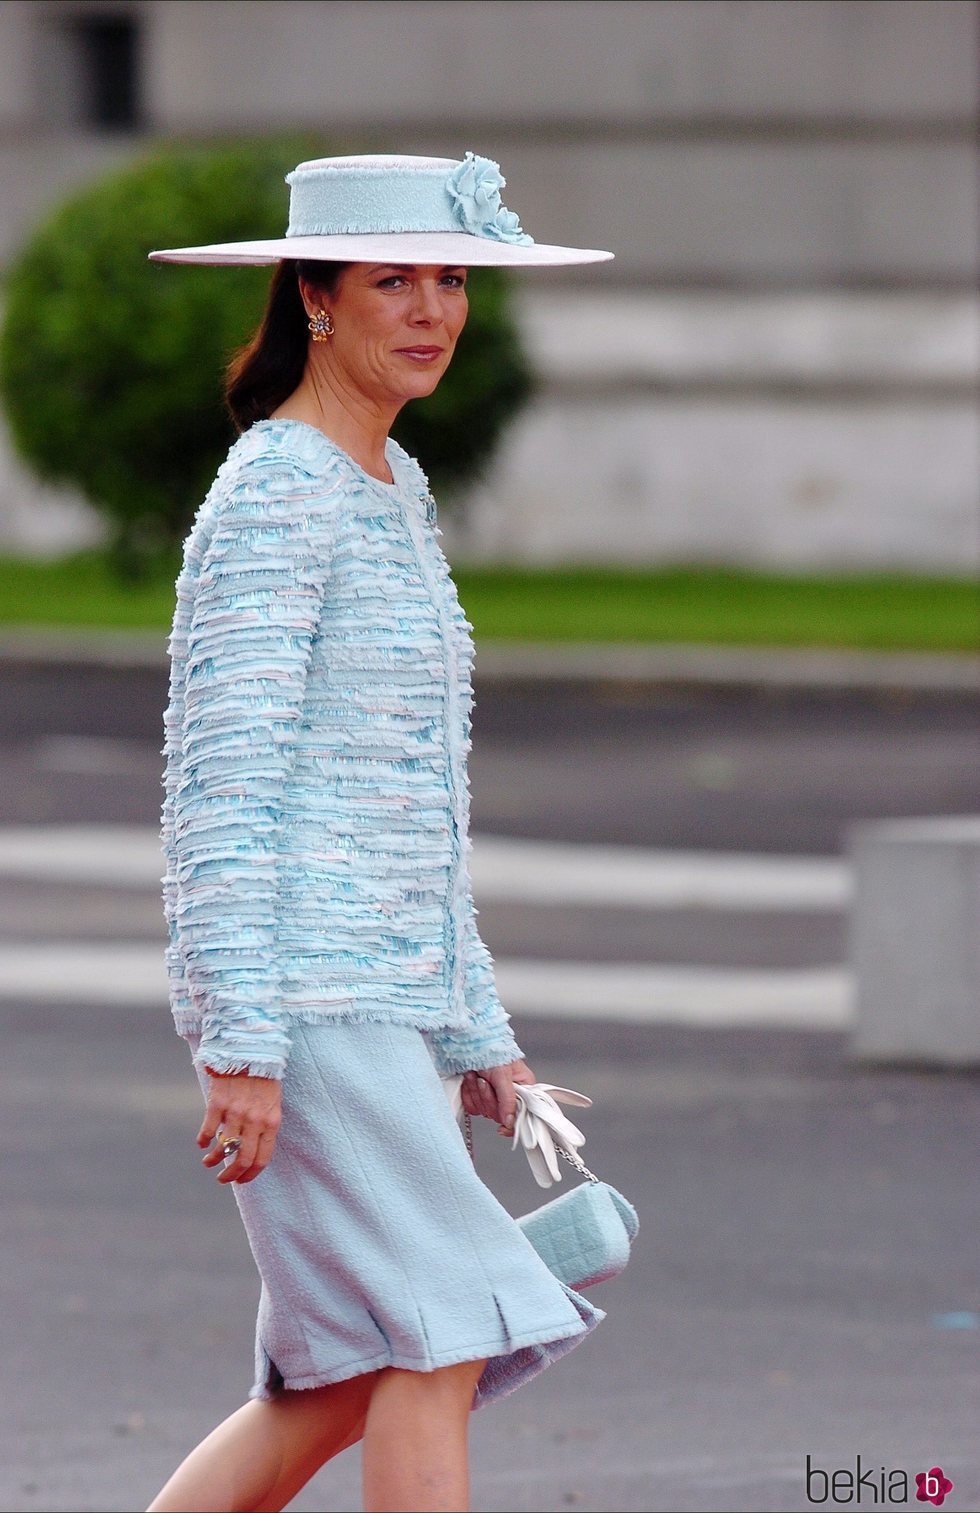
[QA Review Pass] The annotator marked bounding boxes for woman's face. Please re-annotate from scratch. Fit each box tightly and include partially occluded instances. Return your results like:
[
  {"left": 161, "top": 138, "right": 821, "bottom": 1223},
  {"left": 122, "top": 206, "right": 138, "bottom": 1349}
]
[{"left": 305, "top": 262, "right": 469, "bottom": 410}]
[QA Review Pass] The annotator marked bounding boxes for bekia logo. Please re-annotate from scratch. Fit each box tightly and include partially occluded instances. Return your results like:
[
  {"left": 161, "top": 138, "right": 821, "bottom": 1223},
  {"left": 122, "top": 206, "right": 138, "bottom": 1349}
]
[
  {"left": 805, "top": 1455, "right": 954, "bottom": 1505},
  {"left": 915, "top": 1468, "right": 954, "bottom": 1507}
]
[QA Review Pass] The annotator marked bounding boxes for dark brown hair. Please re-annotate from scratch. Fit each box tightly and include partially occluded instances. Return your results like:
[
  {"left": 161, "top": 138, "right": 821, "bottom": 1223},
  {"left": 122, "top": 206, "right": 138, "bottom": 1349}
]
[{"left": 224, "top": 259, "right": 350, "bottom": 433}]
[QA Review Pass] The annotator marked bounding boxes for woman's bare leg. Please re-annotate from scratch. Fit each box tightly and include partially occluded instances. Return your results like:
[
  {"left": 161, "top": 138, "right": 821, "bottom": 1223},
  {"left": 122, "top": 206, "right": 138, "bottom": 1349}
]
[
  {"left": 361, "top": 1358, "right": 487, "bottom": 1513},
  {"left": 146, "top": 1371, "right": 377, "bottom": 1513}
]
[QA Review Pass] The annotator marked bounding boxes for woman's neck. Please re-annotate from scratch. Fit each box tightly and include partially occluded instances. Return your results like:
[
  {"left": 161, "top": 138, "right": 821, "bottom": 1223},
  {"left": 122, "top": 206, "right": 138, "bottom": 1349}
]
[{"left": 273, "top": 364, "right": 400, "bottom": 485}]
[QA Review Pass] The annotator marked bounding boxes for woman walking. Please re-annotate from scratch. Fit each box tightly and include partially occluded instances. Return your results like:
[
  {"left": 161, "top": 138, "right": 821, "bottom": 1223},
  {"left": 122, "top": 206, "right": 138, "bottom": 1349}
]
[{"left": 148, "top": 153, "right": 613, "bottom": 1513}]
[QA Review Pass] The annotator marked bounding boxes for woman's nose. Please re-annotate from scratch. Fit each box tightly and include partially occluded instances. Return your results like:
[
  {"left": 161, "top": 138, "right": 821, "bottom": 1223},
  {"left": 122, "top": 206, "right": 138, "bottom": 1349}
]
[{"left": 409, "top": 282, "right": 443, "bottom": 324}]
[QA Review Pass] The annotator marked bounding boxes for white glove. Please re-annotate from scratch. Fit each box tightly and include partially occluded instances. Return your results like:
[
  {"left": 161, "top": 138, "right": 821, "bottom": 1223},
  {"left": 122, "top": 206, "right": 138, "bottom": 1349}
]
[
  {"left": 512, "top": 1083, "right": 593, "bottom": 1188},
  {"left": 439, "top": 1075, "right": 593, "bottom": 1187},
  {"left": 441, "top": 1072, "right": 465, "bottom": 1123}
]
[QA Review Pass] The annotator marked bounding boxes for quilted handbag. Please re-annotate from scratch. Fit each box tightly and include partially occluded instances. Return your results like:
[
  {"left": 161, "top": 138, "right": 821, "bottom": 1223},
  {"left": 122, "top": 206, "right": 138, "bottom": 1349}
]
[{"left": 441, "top": 1076, "right": 639, "bottom": 1291}]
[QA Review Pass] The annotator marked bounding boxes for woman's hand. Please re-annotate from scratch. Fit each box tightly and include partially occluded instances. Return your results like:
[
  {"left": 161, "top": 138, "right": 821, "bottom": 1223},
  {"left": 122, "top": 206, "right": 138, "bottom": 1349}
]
[
  {"left": 197, "top": 1069, "right": 282, "bottom": 1185},
  {"left": 461, "top": 1058, "right": 536, "bottom": 1138}
]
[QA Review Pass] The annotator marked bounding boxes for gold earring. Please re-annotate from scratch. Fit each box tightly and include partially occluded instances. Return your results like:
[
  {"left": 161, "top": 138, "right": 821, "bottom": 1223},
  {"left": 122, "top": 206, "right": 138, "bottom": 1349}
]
[{"left": 308, "top": 309, "right": 334, "bottom": 341}]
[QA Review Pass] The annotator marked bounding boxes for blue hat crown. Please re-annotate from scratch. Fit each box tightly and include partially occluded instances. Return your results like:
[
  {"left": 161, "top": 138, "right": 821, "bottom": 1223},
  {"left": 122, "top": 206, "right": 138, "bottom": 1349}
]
[{"left": 285, "top": 153, "right": 533, "bottom": 246}]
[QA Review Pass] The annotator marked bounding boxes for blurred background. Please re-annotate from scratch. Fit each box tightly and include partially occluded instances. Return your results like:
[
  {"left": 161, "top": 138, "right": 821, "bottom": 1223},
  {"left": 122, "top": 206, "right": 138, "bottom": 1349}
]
[
  {"left": 0, "top": 4, "right": 978, "bottom": 1512},
  {"left": 0, "top": 0, "right": 978, "bottom": 570}
]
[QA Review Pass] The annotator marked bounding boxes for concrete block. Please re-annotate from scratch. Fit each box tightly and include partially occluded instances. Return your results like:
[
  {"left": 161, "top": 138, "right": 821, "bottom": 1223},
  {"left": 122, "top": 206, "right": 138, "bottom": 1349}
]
[
  {"left": 516, "top": 289, "right": 980, "bottom": 388},
  {"left": 454, "top": 392, "right": 980, "bottom": 571},
  {"left": 849, "top": 818, "right": 980, "bottom": 1065}
]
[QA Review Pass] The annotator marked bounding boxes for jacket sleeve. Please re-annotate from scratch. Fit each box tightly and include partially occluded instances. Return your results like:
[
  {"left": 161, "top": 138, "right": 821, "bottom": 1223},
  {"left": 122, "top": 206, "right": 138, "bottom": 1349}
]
[
  {"left": 173, "top": 457, "right": 334, "bottom": 1080},
  {"left": 425, "top": 891, "right": 524, "bottom": 1075}
]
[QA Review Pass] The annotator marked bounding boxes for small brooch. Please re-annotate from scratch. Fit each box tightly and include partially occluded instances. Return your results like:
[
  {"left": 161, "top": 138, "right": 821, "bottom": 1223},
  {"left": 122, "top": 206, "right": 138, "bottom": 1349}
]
[{"left": 419, "top": 490, "right": 437, "bottom": 527}]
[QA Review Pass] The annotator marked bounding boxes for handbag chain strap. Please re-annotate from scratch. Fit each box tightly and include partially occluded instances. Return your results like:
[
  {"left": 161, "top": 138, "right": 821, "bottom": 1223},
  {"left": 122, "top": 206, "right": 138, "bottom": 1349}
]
[{"left": 462, "top": 1111, "right": 600, "bottom": 1185}]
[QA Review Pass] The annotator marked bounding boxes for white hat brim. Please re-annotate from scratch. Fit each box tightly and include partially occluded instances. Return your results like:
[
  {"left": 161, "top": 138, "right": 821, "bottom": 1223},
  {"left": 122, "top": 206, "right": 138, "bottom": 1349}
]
[{"left": 147, "top": 231, "right": 613, "bottom": 268}]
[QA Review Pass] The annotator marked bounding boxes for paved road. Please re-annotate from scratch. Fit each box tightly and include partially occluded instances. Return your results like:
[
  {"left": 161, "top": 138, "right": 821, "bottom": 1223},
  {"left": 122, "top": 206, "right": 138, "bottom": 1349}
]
[
  {"left": 2, "top": 666, "right": 976, "bottom": 983},
  {"left": 1, "top": 666, "right": 978, "bottom": 1511},
  {"left": 3, "top": 1012, "right": 979, "bottom": 1513},
  {"left": 3, "top": 664, "right": 978, "bottom": 853}
]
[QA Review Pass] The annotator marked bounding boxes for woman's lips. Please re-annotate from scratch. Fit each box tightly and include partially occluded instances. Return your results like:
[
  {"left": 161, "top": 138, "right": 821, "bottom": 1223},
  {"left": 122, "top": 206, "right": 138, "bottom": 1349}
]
[{"left": 396, "top": 346, "right": 444, "bottom": 361}]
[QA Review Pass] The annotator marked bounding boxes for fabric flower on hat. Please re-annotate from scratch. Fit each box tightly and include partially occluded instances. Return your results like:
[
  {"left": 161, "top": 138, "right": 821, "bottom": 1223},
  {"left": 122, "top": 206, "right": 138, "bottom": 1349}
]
[{"left": 447, "top": 152, "right": 534, "bottom": 245}]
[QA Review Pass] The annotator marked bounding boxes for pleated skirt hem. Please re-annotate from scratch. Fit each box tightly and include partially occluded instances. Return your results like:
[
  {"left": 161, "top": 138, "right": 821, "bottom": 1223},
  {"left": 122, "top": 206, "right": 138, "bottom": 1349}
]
[{"left": 248, "top": 1307, "right": 598, "bottom": 1409}]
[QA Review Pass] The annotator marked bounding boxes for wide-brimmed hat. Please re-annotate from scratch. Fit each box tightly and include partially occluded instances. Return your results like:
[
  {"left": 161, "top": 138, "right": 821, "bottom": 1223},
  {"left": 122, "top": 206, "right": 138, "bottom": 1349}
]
[{"left": 147, "top": 152, "right": 613, "bottom": 268}]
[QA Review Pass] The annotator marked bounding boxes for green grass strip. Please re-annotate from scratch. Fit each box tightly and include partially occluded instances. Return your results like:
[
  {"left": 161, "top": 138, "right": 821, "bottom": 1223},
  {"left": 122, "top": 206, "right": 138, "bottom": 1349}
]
[
  {"left": 452, "top": 568, "right": 980, "bottom": 651},
  {"left": 0, "top": 551, "right": 977, "bottom": 651},
  {"left": 0, "top": 550, "right": 181, "bottom": 631}
]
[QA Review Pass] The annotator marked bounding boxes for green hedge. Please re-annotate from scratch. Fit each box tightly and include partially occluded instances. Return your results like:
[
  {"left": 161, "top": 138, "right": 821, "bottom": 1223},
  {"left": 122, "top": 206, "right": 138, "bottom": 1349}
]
[{"left": 0, "top": 137, "right": 532, "bottom": 579}]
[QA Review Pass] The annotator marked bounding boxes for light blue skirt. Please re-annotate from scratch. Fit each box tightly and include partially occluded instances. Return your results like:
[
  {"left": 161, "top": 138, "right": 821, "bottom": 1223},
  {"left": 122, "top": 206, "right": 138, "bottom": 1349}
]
[{"left": 187, "top": 1020, "right": 603, "bottom": 1409}]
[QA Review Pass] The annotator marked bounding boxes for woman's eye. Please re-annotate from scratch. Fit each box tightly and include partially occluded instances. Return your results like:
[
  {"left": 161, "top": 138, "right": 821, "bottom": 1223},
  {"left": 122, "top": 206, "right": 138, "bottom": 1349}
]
[{"left": 375, "top": 273, "right": 465, "bottom": 289}]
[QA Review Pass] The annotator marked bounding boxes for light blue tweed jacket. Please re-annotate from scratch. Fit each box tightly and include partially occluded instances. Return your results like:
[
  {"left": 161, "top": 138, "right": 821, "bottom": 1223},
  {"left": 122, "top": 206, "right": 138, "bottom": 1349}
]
[{"left": 161, "top": 418, "right": 522, "bottom": 1081}]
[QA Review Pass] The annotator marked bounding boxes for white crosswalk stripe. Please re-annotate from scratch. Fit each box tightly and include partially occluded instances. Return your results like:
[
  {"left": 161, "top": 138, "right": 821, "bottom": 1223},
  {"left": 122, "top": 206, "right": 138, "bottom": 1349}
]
[
  {"left": 0, "top": 825, "right": 850, "bottom": 911},
  {"left": 495, "top": 961, "right": 851, "bottom": 1027},
  {"left": 472, "top": 834, "right": 849, "bottom": 911},
  {"left": 0, "top": 942, "right": 852, "bottom": 1028},
  {"left": 0, "top": 826, "right": 161, "bottom": 886},
  {"left": 0, "top": 825, "right": 851, "bottom": 1027}
]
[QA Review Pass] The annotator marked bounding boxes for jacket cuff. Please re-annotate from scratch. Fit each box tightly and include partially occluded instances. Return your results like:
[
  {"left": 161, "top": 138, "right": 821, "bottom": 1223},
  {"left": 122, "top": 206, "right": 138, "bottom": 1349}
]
[
  {"left": 427, "top": 1026, "right": 523, "bottom": 1076},
  {"left": 193, "top": 1043, "right": 288, "bottom": 1081}
]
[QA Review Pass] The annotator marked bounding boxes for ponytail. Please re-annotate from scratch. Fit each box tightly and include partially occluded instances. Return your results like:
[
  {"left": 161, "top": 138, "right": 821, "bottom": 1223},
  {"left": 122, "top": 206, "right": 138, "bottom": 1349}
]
[{"left": 224, "top": 259, "right": 348, "bottom": 433}]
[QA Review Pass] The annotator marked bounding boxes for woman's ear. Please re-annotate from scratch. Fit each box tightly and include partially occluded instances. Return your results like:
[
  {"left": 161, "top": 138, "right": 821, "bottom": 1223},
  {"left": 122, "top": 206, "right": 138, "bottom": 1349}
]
[{"left": 296, "top": 274, "right": 317, "bottom": 321}]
